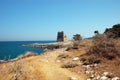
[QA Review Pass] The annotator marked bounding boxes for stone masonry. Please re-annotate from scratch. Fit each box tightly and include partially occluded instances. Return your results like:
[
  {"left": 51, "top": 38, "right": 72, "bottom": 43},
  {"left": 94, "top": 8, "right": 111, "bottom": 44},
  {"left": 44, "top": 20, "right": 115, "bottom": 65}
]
[{"left": 57, "top": 31, "right": 67, "bottom": 42}]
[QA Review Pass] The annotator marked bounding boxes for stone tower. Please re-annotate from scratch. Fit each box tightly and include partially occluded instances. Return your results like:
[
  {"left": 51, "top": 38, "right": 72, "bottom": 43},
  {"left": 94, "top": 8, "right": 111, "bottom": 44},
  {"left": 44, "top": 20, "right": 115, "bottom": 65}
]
[{"left": 57, "top": 31, "right": 67, "bottom": 42}]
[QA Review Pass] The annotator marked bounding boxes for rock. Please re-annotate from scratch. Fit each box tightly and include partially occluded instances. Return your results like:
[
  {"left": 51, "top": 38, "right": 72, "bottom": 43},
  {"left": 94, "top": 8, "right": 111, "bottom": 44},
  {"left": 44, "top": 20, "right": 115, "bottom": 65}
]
[
  {"left": 90, "top": 74, "right": 95, "bottom": 78},
  {"left": 112, "top": 77, "right": 120, "bottom": 80},
  {"left": 96, "top": 75, "right": 101, "bottom": 80},
  {"left": 69, "top": 77, "right": 78, "bottom": 80},
  {"left": 85, "top": 70, "right": 90, "bottom": 74},
  {"left": 106, "top": 73, "right": 114, "bottom": 78},
  {"left": 72, "top": 57, "right": 79, "bottom": 61},
  {"left": 13, "top": 74, "right": 17, "bottom": 80},
  {"left": 84, "top": 65, "right": 90, "bottom": 70},
  {"left": 101, "top": 72, "right": 109, "bottom": 76},
  {"left": 90, "top": 70, "right": 95, "bottom": 74},
  {"left": 90, "top": 64, "right": 97, "bottom": 67},
  {"left": 100, "top": 76, "right": 108, "bottom": 80}
]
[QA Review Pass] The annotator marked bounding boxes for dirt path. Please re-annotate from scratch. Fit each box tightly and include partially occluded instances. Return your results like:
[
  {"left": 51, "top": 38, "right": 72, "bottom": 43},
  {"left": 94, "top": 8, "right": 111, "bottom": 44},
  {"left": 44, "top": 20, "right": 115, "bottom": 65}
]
[
  {"left": 0, "top": 49, "right": 87, "bottom": 80},
  {"left": 33, "top": 49, "right": 86, "bottom": 80}
]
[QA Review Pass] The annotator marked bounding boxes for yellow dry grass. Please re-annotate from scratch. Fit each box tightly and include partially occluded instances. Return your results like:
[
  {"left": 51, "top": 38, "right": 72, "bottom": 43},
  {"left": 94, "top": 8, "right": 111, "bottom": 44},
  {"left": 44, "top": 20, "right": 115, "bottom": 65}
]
[{"left": 0, "top": 49, "right": 86, "bottom": 80}]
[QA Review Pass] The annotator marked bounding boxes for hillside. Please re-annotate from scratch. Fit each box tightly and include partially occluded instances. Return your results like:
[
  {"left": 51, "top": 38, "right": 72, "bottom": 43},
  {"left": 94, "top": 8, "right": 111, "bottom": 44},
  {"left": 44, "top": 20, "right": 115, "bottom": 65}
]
[{"left": 0, "top": 38, "right": 120, "bottom": 80}]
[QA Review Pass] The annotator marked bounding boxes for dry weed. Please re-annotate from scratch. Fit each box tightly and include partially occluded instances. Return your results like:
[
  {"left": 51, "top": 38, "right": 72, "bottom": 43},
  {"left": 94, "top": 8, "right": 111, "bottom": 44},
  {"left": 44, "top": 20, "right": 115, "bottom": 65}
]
[{"left": 61, "top": 61, "right": 79, "bottom": 68}]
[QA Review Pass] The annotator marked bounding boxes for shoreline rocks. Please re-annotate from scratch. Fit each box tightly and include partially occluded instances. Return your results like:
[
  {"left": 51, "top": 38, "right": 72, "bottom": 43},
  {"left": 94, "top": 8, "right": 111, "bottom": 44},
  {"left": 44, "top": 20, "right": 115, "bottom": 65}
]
[{"left": 23, "top": 41, "right": 73, "bottom": 49}]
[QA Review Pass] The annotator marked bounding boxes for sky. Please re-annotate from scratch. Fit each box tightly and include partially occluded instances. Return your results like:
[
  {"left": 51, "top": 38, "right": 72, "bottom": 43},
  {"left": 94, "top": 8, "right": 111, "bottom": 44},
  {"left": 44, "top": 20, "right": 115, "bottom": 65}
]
[{"left": 0, "top": 0, "right": 120, "bottom": 41}]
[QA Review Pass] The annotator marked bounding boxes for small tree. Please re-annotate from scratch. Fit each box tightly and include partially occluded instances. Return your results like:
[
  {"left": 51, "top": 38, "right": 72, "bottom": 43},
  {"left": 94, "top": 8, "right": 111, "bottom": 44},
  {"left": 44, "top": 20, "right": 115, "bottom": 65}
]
[
  {"left": 73, "top": 34, "right": 82, "bottom": 41},
  {"left": 72, "top": 34, "right": 82, "bottom": 48}
]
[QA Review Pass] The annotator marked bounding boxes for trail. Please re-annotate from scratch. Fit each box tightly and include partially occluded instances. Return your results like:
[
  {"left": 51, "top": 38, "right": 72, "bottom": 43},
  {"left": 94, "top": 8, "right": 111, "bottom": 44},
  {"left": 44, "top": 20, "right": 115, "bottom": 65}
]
[
  {"left": 0, "top": 49, "right": 86, "bottom": 80},
  {"left": 32, "top": 49, "right": 86, "bottom": 80}
]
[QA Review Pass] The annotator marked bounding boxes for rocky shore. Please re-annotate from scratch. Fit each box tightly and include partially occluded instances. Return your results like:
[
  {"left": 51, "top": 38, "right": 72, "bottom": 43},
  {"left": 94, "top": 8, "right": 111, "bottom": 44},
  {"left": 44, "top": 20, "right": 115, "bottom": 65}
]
[{"left": 22, "top": 41, "right": 73, "bottom": 49}]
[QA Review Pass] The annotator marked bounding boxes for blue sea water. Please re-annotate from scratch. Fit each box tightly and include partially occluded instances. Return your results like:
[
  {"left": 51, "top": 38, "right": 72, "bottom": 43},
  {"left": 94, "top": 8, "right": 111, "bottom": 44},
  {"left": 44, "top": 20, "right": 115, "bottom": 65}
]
[{"left": 0, "top": 41, "right": 55, "bottom": 60}]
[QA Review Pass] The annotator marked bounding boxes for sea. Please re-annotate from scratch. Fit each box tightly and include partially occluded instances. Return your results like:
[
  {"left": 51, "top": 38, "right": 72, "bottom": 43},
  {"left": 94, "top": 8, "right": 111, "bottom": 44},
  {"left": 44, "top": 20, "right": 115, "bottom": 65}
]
[{"left": 0, "top": 41, "right": 55, "bottom": 60}]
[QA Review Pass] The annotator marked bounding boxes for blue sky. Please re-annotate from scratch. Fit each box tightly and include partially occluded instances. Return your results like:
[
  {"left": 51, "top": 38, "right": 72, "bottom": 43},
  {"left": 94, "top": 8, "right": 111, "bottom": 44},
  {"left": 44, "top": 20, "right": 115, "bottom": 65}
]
[{"left": 0, "top": 0, "right": 120, "bottom": 41}]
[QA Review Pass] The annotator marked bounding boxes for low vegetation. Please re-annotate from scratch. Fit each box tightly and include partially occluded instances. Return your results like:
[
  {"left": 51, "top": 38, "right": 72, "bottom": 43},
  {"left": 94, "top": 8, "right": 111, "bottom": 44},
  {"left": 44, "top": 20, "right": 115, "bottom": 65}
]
[
  {"left": 61, "top": 61, "right": 79, "bottom": 68},
  {"left": 57, "top": 54, "right": 69, "bottom": 60},
  {"left": 17, "top": 51, "right": 38, "bottom": 59},
  {"left": 78, "top": 24, "right": 120, "bottom": 77},
  {"left": 104, "top": 24, "right": 120, "bottom": 38},
  {"left": 87, "top": 34, "right": 120, "bottom": 60}
]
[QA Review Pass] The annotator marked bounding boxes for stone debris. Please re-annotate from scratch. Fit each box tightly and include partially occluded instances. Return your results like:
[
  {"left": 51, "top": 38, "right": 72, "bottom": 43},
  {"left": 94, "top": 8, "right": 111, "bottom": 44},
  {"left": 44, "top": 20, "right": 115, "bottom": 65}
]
[
  {"left": 99, "top": 76, "right": 108, "bottom": 80},
  {"left": 82, "top": 64, "right": 120, "bottom": 80},
  {"left": 69, "top": 77, "right": 78, "bottom": 80},
  {"left": 96, "top": 75, "right": 101, "bottom": 80},
  {"left": 101, "top": 72, "right": 109, "bottom": 77},
  {"left": 87, "top": 79, "right": 92, "bottom": 80},
  {"left": 72, "top": 57, "right": 79, "bottom": 61},
  {"left": 111, "top": 77, "right": 120, "bottom": 80},
  {"left": 86, "top": 71, "right": 120, "bottom": 80}
]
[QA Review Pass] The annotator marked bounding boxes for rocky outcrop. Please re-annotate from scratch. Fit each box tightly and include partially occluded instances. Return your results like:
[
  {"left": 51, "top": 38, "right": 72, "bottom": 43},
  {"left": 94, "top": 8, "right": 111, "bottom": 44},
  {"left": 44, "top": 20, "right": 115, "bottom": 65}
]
[{"left": 57, "top": 31, "right": 67, "bottom": 42}]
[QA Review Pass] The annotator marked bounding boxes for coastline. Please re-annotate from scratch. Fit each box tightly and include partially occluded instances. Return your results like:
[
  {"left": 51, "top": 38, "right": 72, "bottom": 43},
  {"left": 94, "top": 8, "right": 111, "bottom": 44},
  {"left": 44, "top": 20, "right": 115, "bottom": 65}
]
[
  {"left": 0, "top": 45, "right": 87, "bottom": 80},
  {"left": 0, "top": 41, "right": 73, "bottom": 63},
  {"left": 23, "top": 41, "right": 73, "bottom": 49},
  {"left": 0, "top": 41, "right": 54, "bottom": 60},
  {"left": 0, "top": 39, "right": 120, "bottom": 80}
]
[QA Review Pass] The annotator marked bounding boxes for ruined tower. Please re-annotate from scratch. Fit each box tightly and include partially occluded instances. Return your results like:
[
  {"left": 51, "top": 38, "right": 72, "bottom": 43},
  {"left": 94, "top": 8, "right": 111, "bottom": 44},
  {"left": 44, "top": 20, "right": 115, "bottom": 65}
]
[{"left": 57, "top": 31, "right": 67, "bottom": 42}]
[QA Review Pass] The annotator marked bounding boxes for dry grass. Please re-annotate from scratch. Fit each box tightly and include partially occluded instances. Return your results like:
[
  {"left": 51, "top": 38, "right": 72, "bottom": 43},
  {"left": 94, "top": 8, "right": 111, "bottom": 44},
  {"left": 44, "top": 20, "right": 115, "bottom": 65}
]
[
  {"left": 93, "top": 57, "right": 120, "bottom": 77},
  {"left": 0, "top": 60, "right": 25, "bottom": 80},
  {"left": 57, "top": 54, "right": 69, "bottom": 61},
  {"left": 87, "top": 34, "right": 120, "bottom": 60},
  {"left": 78, "top": 35, "right": 120, "bottom": 77},
  {"left": 17, "top": 51, "right": 38, "bottom": 59},
  {"left": 80, "top": 57, "right": 102, "bottom": 65},
  {"left": 61, "top": 61, "right": 79, "bottom": 68}
]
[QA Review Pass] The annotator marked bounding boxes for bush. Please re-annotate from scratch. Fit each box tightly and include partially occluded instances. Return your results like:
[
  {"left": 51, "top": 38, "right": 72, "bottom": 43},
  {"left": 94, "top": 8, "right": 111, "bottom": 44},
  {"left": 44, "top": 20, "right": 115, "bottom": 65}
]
[
  {"left": 87, "top": 34, "right": 119, "bottom": 60},
  {"left": 104, "top": 24, "right": 120, "bottom": 38},
  {"left": 72, "top": 34, "right": 82, "bottom": 48},
  {"left": 57, "top": 54, "right": 69, "bottom": 60},
  {"left": 73, "top": 34, "right": 82, "bottom": 41},
  {"left": 80, "top": 58, "right": 86, "bottom": 62},
  {"left": 93, "top": 58, "right": 102, "bottom": 64},
  {"left": 61, "top": 61, "right": 79, "bottom": 68},
  {"left": 82, "top": 57, "right": 102, "bottom": 65}
]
